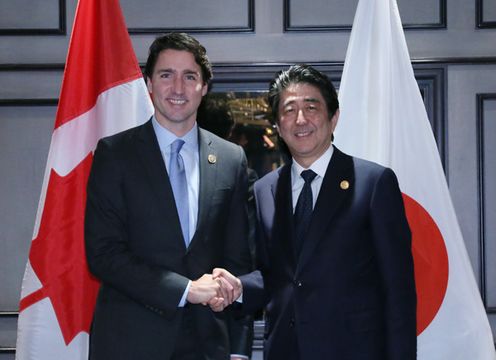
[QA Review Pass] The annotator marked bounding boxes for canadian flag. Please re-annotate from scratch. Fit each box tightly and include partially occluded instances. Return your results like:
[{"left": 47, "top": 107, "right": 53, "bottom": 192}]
[
  {"left": 15, "top": 0, "right": 153, "bottom": 358},
  {"left": 335, "top": 0, "right": 496, "bottom": 358}
]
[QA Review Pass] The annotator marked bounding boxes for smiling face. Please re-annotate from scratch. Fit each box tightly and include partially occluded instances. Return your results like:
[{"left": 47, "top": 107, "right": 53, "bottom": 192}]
[
  {"left": 277, "top": 82, "right": 339, "bottom": 168},
  {"left": 146, "top": 49, "right": 208, "bottom": 136}
]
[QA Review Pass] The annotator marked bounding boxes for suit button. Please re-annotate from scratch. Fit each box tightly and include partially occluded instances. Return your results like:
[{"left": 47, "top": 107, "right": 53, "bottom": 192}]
[
  {"left": 289, "top": 318, "right": 295, "bottom": 327},
  {"left": 293, "top": 279, "right": 302, "bottom": 287}
]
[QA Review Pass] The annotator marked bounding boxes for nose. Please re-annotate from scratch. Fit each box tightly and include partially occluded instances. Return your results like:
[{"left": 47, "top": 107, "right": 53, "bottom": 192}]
[
  {"left": 173, "top": 76, "right": 184, "bottom": 94},
  {"left": 295, "top": 109, "right": 307, "bottom": 125}
]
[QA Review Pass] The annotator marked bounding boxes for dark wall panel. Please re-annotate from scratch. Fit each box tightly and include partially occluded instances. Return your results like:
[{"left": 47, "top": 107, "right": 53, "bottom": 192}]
[
  {"left": 0, "top": 0, "right": 65, "bottom": 35},
  {"left": 284, "top": 0, "right": 446, "bottom": 31},
  {"left": 121, "top": 0, "right": 254, "bottom": 33},
  {"left": 478, "top": 94, "right": 496, "bottom": 312}
]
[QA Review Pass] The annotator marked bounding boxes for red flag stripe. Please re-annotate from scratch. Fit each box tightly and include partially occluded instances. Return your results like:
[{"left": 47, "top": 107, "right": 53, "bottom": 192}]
[{"left": 54, "top": 0, "right": 143, "bottom": 129}]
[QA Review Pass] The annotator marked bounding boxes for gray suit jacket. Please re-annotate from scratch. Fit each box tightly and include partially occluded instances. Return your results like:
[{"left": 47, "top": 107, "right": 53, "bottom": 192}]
[{"left": 85, "top": 119, "right": 253, "bottom": 360}]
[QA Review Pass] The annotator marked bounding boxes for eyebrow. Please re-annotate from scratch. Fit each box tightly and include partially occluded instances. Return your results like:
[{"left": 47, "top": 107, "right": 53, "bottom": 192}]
[
  {"left": 183, "top": 69, "right": 201, "bottom": 76},
  {"left": 282, "top": 97, "right": 321, "bottom": 106},
  {"left": 156, "top": 68, "right": 201, "bottom": 76},
  {"left": 303, "top": 97, "right": 321, "bottom": 103}
]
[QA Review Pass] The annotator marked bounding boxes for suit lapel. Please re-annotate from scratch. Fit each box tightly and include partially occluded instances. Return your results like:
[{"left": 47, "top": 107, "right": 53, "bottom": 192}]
[
  {"left": 135, "top": 119, "right": 185, "bottom": 250},
  {"left": 296, "top": 148, "right": 355, "bottom": 274},
  {"left": 190, "top": 128, "right": 217, "bottom": 250}
]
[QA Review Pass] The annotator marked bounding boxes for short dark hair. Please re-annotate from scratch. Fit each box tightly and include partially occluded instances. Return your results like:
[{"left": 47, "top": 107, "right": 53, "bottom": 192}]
[
  {"left": 268, "top": 64, "right": 339, "bottom": 158},
  {"left": 144, "top": 32, "right": 213, "bottom": 84},
  {"left": 267, "top": 64, "right": 339, "bottom": 125}
]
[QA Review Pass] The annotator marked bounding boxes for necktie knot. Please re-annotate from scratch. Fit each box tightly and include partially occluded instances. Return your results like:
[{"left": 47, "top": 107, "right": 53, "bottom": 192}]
[
  {"left": 171, "top": 139, "right": 185, "bottom": 154},
  {"left": 301, "top": 169, "right": 317, "bottom": 184}
]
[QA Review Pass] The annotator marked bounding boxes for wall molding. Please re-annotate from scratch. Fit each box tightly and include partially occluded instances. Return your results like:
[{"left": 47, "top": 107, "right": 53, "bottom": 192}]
[
  {"left": 0, "top": 348, "right": 15, "bottom": 354},
  {"left": 127, "top": 0, "right": 254, "bottom": 34},
  {"left": 283, "top": 0, "right": 446, "bottom": 32},
  {"left": 0, "top": 312, "right": 17, "bottom": 354},
  {"left": 3, "top": 56, "right": 496, "bottom": 71},
  {"left": 0, "top": 99, "right": 58, "bottom": 106},
  {"left": 476, "top": 0, "right": 496, "bottom": 28},
  {"left": 477, "top": 93, "right": 496, "bottom": 314},
  {"left": 0, "top": 0, "right": 66, "bottom": 36}
]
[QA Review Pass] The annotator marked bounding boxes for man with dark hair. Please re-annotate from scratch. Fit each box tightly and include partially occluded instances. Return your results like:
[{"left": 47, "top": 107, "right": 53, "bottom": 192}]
[
  {"left": 144, "top": 32, "right": 213, "bottom": 86},
  {"left": 214, "top": 64, "right": 417, "bottom": 359},
  {"left": 85, "top": 32, "right": 253, "bottom": 360}
]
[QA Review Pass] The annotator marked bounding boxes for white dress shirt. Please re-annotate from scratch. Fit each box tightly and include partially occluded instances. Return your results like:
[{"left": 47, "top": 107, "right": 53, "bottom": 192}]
[{"left": 291, "top": 144, "right": 334, "bottom": 211}]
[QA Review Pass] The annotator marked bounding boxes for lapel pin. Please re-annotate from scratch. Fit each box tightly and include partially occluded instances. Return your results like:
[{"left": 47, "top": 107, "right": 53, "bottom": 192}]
[
  {"left": 208, "top": 154, "right": 217, "bottom": 164},
  {"left": 340, "top": 180, "right": 350, "bottom": 190}
]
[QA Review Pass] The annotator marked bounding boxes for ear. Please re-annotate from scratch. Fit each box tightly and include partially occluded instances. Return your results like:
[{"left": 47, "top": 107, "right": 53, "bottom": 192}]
[
  {"left": 146, "top": 77, "right": 152, "bottom": 93},
  {"left": 330, "top": 108, "right": 339, "bottom": 132},
  {"left": 201, "top": 83, "right": 208, "bottom": 96}
]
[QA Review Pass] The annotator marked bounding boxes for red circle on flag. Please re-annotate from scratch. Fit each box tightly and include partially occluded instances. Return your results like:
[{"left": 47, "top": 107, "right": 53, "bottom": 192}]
[{"left": 402, "top": 193, "right": 449, "bottom": 336}]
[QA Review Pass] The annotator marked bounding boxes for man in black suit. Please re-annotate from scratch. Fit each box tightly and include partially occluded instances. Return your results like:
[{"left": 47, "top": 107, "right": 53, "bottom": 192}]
[
  {"left": 85, "top": 33, "right": 253, "bottom": 360},
  {"left": 214, "top": 64, "right": 416, "bottom": 359}
]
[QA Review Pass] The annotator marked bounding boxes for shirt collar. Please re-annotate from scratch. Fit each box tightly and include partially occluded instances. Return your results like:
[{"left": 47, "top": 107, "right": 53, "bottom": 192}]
[
  {"left": 291, "top": 144, "right": 334, "bottom": 180},
  {"left": 152, "top": 115, "right": 198, "bottom": 153}
]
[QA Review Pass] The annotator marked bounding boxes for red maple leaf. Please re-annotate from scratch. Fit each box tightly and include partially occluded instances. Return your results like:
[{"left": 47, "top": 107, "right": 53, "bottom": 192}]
[{"left": 20, "top": 153, "right": 100, "bottom": 345}]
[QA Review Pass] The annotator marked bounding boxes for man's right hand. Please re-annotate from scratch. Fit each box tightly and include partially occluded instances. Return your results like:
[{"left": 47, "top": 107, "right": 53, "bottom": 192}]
[
  {"left": 212, "top": 268, "right": 242, "bottom": 304},
  {"left": 187, "top": 274, "right": 224, "bottom": 305}
]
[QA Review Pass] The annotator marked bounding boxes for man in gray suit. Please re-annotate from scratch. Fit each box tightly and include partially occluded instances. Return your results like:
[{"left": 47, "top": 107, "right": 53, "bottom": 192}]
[{"left": 85, "top": 33, "right": 253, "bottom": 360}]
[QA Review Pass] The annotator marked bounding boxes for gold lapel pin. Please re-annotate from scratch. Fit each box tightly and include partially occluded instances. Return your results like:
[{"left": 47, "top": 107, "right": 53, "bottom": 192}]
[
  {"left": 340, "top": 180, "right": 350, "bottom": 190},
  {"left": 208, "top": 154, "right": 217, "bottom": 164}
]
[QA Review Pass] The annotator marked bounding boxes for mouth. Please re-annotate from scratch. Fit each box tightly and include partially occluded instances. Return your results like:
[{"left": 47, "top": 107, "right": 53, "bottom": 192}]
[
  {"left": 294, "top": 130, "right": 313, "bottom": 137},
  {"left": 168, "top": 98, "right": 187, "bottom": 105}
]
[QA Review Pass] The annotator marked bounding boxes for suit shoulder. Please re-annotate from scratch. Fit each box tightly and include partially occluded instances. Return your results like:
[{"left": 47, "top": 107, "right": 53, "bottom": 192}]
[
  {"left": 202, "top": 129, "right": 240, "bottom": 151},
  {"left": 98, "top": 122, "right": 145, "bottom": 149},
  {"left": 200, "top": 128, "right": 246, "bottom": 165},
  {"left": 254, "top": 167, "right": 280, "bottom": 192},
  {"left": 351, "top": 156, "right": 392, "bottom": 176},
  {"left": 349, "top": 156, "right": 400, "bottom": 190}
]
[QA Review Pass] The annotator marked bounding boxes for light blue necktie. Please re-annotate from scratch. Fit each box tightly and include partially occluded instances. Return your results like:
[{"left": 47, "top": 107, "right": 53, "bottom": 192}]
[{"left": 169, "top": 139, "right": 189, "bottom": 246}]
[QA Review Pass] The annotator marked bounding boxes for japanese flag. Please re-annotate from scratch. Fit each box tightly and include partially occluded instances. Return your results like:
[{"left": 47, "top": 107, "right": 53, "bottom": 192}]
[{"left": 335, "top": 0, "right": 496, "bottom": 358}]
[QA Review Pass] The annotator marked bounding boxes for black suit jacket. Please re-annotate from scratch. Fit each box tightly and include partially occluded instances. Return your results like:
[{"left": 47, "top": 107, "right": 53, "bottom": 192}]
[
  {"left": 85, "top": 120, "right": 253, "bottom": 360},
  {"left": 241, "top": 147, "right": 416, "bottom": 360}
]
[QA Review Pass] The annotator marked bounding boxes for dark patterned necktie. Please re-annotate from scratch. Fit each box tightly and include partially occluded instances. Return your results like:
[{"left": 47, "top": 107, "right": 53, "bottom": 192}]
[{"left": 294, "top": 169, "right": 317, "bottom": 255}]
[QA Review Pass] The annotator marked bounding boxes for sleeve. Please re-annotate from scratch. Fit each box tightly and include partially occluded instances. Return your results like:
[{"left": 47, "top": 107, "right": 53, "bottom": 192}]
[
  {"left": 239, "top": 178, "right": 270, "bottom": 314},
  {"left": 222, "top": 146, "right": 254, "bottom": 357},
  {"left": 370, "top": 167, "right": 417, "bottom": 359},
  {"left": 84, "top": 139, "right": 190, "bottom": 318}
]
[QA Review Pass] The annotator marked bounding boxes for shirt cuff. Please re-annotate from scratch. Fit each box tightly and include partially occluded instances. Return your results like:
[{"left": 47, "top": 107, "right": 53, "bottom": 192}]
[
  {"left": 178, "top": 280, "right": 192, "bottom": 307},
  {"left": 230, "top": 354, "right": 249, "bottom": 359}
]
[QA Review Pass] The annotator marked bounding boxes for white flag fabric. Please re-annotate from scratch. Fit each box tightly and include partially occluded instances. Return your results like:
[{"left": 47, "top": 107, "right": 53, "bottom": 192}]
[
  {"left": 335, "top": 0, "right": 496, "bottom": 358},
  {"left": 15, "top": 0, "right": 153, "bottom": 358}
]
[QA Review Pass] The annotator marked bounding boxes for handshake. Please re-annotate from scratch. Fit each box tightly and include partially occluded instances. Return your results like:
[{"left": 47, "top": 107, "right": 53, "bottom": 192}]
[{"left": 186, "top": 268, "right": 242, "bottom": 312}]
